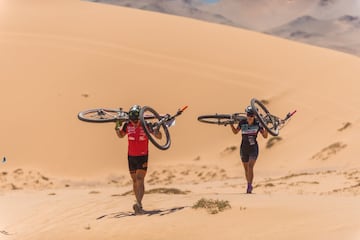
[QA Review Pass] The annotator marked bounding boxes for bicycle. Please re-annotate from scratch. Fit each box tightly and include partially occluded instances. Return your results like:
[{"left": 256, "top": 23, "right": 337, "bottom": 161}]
[
  {"left": 197, "top": 112, "right": 247, "bottom": 126},
  {"left": 78, "top": 105, "right": 188, "bottom": 150},
  {"left": 197, "top": 98, "right": 296, "bottom": 136}
]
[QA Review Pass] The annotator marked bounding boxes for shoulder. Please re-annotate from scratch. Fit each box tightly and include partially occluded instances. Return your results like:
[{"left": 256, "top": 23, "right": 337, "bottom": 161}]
[
  {"left": 239, "top": 119, "right": 247, "bottom": 125},
  {"left": 254, "top": 120, "right": 264, "bottom": 129},
  {"left": 237, "top": 119, "right": 247, "bottom": 129}
]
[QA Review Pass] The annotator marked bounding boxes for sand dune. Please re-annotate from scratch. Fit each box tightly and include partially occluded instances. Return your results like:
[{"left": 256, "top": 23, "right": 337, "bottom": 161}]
[
  {"left": 93, "top": 0, "right": 360, "bottom": 57},
  {"left": 1, "top": 0, "right": 360, "bottom": 176},
  {"left": 1, "top": 0, "right": 360, "bottom": 239}
]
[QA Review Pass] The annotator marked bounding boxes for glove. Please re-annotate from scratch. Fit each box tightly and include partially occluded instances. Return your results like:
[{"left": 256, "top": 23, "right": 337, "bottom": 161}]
[{"left": 115, "top": 119, "right": 124, "bottom": 130}]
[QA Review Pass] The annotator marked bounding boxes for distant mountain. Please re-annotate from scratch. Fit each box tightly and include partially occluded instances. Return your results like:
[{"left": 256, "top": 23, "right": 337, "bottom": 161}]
[
  {"left": 88, "top": 0, "right": 242, "bottom": 28},
  {"left": 267, "top": 14, "right": 360, "bottom": 55},
  {"left": 86, "top": 0, "right": 360, "bottom": 57}
]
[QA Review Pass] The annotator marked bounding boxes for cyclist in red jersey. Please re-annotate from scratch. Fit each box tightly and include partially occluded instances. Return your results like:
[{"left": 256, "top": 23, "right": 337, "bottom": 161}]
[{"left": 115, "top": 105, "right": 161, "bottom": 214}]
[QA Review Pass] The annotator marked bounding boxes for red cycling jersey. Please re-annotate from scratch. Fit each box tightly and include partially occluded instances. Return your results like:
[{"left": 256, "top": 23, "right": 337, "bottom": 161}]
[{"left": 123, "top": 122, "right": 149, "bottom": 156}]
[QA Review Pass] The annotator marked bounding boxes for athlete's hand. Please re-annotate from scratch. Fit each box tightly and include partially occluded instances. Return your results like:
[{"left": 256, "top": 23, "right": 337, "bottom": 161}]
[
  {"left": 115, "top": 119, "right": 124, "bottom": 130},
  {"left": 152, "top": 127, "right": 162, "bottom": 139}
]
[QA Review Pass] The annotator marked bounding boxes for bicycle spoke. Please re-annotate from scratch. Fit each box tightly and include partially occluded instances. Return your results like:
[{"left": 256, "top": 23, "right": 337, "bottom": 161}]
[
  {"left": 78, "top": 108, "right": 127, "bottom": 123},
  {"left": 197, "top": 114, "right": 235, "bottom": 125},
  {"left": 251, "top": 98, "right": 279, "bottom": 136}
]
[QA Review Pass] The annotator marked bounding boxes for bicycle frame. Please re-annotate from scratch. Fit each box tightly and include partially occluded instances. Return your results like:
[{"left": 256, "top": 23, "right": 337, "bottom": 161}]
[
  {"left": 273, "top": 110, "right": 297, "bottom": 130},
  {"left": 140, "top": 105, "right": 188, "bottom": 150}
]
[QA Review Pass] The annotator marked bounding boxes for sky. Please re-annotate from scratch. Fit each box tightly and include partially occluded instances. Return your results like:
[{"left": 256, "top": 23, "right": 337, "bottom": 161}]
[{"left": 202, "top": 0, "right": 220, "bottom": 3}]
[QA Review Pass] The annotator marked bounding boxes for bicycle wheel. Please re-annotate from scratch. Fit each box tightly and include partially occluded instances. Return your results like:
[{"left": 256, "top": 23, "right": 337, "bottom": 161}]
[
  {"left": 250, "top": 98, "right": 279, "bottom": 136},
  {"left": 78, "top": 108, "right": 126, "bottom": 123},
  {"left": 139, "top": 106, "right": 171, "bottom": 150},
  {"left": 197, "top": 114, "right": 234, "bottom": 125}
]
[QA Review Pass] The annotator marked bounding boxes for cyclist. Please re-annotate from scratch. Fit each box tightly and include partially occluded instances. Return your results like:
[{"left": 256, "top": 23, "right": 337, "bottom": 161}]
[
  {"left": 115, "top": 105, "right": 162, "bottom": 214},
  {"left": 230, "top": 106, "right": 268, "bottom": 193}
]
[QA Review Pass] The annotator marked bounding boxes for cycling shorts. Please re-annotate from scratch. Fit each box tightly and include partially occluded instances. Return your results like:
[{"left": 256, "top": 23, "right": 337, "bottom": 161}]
[
  {"left": 240, "top": 144, "right": 259, "bottom": 162},
  {"left": 128, "top": 155, "right": 148, "bottom": 174}
]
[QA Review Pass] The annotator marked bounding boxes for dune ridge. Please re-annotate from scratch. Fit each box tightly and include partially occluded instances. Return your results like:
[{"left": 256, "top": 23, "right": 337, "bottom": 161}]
[{"left": 89, "top": 0, "right": 360, "bottom": 57}]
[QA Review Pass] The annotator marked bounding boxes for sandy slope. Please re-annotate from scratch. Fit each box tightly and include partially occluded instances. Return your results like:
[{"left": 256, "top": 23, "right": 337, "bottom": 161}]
[
  {"left": 1, "top": 180, "right": 360, "bottom": 240},
  {"left": 1, "top": 0, "right": 360, "bottom": 239},
  {"left": 1, "top": 0, "right": 359, "bottom": 176}
]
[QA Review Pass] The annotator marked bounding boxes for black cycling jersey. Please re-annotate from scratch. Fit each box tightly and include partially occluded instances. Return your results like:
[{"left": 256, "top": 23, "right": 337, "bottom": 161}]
[
  {"left": 237, "top": 119, "right": 264, "bottom": 146},
  {"left": 237, "top": 119, "right": 264, "bottom": 162}
]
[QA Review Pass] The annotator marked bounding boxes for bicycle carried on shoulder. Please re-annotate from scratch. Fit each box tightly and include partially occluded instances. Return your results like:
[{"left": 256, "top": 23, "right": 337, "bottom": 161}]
[
  {"left": 78, "top": 105, "right": 188, "bottom": 150},
  {"left": 197, "top": 98, "right": 296, "bottom": 136}
]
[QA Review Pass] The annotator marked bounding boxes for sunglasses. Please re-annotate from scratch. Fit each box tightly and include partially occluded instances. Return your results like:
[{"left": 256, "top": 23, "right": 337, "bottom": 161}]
[
  {"left": 129, "top": 112, "right": 139, "bottom": 120},
  {"left": 247, "top": 114, "right": 255, "bottom": 117}
]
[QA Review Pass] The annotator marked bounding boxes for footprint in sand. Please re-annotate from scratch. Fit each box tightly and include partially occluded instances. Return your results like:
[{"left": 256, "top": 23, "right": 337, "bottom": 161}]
[
  {"left": 13, "top": 168, "right": 24, "bottom": 175},
  {"left": 266, "top": 136, "right": 282, "bottom": 149},
  {"left": 119, "top": 187, "right": 190, "bottom": 196},
  {"left": 311, "top": 142, "right": 347, "bottom": 161},
  {"left": 337, "top": 122, "right": 351, "bottom": 131},
  {"left": 89, "top": 190, "right": 100, "bottom": 194},
  {"left": 220, "top": 146, "right": 237, "bottom": 156},
  {"left": 0, "top": 230, "right": 10, "bottom": 235}
]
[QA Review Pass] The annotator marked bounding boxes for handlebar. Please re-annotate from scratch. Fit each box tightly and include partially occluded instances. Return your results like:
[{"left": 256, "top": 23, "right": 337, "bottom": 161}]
[
  {"left": 178, "top": 105, "right": 188, "bottom": 114},
  {"left": 284, "top": 110, "right": 297, "bottom": 121},
  {"left": 278, "top": 110, "right": 296, "bottom": 125},
  {"left": 173, "top": 105, "right": 188, "bottom": 118},
  {"left": 156, "top": 105, "right": 188, "bottom": 126}
]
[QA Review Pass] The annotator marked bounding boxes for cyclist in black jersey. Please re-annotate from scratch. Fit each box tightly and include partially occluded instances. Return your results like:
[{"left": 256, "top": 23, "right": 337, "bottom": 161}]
[{"left": 230, "top": 106, "right": 268, "bottom": 193}]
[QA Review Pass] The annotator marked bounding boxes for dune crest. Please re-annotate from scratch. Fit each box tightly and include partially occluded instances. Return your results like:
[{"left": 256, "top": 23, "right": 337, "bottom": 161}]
[{"left": 90, "top": 0, "right": 360, "bottom": 57}]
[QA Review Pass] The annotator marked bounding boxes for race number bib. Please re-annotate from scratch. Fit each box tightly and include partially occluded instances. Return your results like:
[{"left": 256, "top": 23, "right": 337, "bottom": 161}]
[{"left": 248, "top": 136, "right": 256, "bottom": 145}]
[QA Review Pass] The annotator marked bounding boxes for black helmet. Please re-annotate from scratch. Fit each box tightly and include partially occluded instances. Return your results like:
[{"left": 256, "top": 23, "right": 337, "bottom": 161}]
[
  {"left": 128, "top": 105, "right": 141, "bottom": 121},
  {"left": 245, "top": 106, "right": 254, "bottom": 115}
]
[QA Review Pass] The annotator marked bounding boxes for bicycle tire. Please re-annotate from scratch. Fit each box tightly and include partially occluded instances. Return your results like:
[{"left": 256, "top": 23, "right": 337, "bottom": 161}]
[
  {"left": 139, "top": 106, "right": 171, "bottom": 150},
  {"left": 197, "top": 114, "right": 234, "bottom": 125},
  {"left": 78, "top": 108, "right": 127, "bottom": 123},
  {"left": 250, "top": 98, "right": 279, "bottom": 136}
]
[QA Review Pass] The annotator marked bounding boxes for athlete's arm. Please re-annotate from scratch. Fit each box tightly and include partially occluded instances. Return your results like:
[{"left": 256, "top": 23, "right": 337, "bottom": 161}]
[
  {"left": 147, "top": 123, "right": 162, "bottom": 139},
  {"left": 260, "top": 128, "right": 268, "bottom": 139},
  {"left": 230, "top": 124, "right": 240, "bottom": 134},
  {"left": 153, "top": 129, "right": 162, "bottom": 139},
  {"left": 115, "top": 122, "right": 127, "bottom": 138}
]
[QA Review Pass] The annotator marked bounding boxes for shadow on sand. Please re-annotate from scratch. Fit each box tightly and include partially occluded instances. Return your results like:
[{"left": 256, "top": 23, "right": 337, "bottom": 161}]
[
  {"left": 97, "top": 206, "right": 188, "bottom": 219},
  {"left": 0, "top": 230, "right": 10, "bottom": 235}
]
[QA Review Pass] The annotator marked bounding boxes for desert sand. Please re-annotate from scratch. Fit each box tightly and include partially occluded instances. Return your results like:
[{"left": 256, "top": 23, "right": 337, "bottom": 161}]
[{"left": 1, "top": 0, "right": 360, "bottom": 239}]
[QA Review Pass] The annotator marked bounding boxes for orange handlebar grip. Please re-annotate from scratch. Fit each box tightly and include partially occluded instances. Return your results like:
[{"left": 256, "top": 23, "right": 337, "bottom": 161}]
[{"left": 180, "top": 105, "right": 188, "bottom": 111}]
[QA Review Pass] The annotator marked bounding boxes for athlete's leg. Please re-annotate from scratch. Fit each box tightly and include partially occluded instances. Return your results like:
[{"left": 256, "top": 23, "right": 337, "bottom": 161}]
[
  {"left": 242, "top": 161, "right": 255, "bottom": 193},
  {"left": 240, "top": 146, "right": 249, "bottom": 180},
  {"left": 245, "top": 144, "right": 259, "bottom": 193},
  {"left": 128, "top": 155, "right": 148, "bottom": 208},
  {"left": 130, "top": 170, "right": 146, "bottom": 214},
  {"left": 241, "top": 146, "right": 252, "bottom": 192},
  {"left": 134, "top": 169, "right": 147, "bottom": 207},
  {"left": 244, "top": 159, "right": 256, "bottom": 193},
  {"left": 242, "top": 162, "right": 250, "bottom": 183},
  {"left": 130, "top": 172, "right": 137, "bottom": 200},
  {"left": 247, "top": 159, "right": 256, "bottom": 185}
]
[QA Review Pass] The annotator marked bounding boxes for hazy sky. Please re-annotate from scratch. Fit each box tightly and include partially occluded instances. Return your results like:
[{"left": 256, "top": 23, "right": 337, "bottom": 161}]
[{"left": 202, "top": 0, "right": 220, "bottom": 3}]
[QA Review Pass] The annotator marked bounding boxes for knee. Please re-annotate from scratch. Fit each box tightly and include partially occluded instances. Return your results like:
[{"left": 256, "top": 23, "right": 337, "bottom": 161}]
[{"left": 136, "top": 174, "right": 145, "bottom": 183}]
